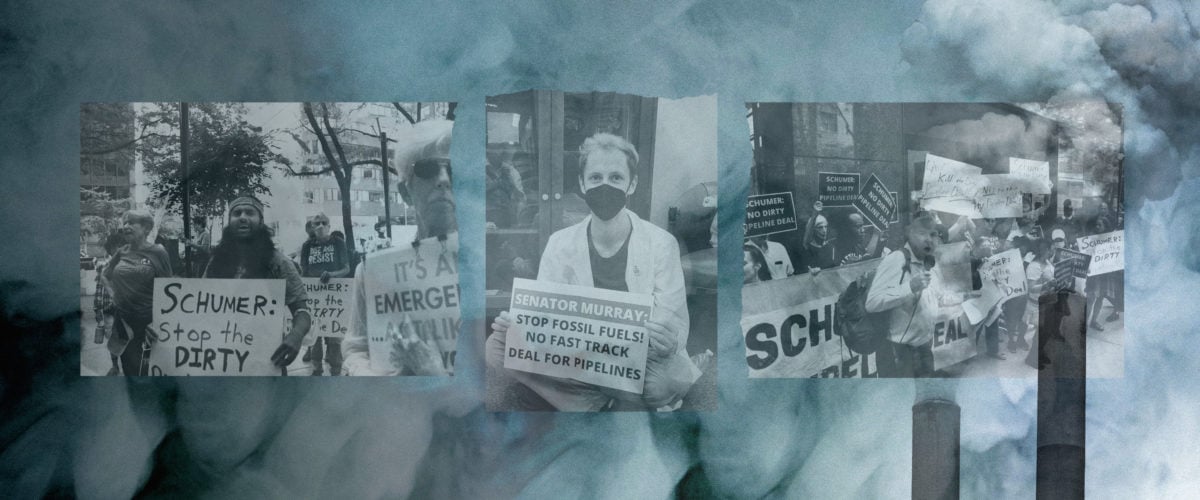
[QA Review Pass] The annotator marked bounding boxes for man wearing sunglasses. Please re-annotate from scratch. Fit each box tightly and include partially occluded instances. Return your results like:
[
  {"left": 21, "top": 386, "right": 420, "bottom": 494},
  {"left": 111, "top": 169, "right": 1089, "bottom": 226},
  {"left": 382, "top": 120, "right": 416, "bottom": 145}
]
[{"left": 343, "top": 150, "right": 456, "bottom": 376}]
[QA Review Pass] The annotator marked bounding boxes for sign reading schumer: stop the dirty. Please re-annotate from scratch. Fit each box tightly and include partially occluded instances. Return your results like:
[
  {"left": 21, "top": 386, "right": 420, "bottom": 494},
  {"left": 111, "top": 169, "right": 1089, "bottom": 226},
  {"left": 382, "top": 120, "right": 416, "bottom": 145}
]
[
  {"left": 148, "top": 278, "right": 284, "bottom": 376},
  {"left": 503, "top": 278, "right": 654, "bottom": 394}
]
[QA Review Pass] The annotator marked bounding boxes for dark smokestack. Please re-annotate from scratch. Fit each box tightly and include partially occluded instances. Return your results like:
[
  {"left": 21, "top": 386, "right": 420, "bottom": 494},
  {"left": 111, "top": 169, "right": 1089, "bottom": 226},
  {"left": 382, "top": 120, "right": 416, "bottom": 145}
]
[
  {"left": 1036, "top": 295, "right": 1086, "bottom": 500},
  {"left": 913, "top": 381, "right": 959, "bottom": 500}
]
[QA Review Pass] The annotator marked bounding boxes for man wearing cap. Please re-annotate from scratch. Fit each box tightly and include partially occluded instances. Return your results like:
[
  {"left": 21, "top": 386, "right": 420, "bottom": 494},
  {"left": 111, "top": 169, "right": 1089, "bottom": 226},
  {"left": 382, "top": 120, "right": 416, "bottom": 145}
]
[
  {"left": 865, "top": 214, "right": 941, "bottom": 377},
  {"left": 202, "top": 196, "right": 312, "bottom": 369}
]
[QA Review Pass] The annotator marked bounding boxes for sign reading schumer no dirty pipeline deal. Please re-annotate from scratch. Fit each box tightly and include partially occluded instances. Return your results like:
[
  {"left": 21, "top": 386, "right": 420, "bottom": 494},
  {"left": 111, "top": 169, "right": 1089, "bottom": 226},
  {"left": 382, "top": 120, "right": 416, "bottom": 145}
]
[{"left": 503, "top": 278, "right": 654, "bottom": 394}]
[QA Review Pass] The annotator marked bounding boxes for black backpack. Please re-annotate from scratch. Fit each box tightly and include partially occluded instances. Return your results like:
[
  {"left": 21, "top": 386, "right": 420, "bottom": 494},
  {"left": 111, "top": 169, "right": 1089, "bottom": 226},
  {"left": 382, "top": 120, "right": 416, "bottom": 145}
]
[{"left": 835, "top": 248, "right": 911, "bottom": 355}]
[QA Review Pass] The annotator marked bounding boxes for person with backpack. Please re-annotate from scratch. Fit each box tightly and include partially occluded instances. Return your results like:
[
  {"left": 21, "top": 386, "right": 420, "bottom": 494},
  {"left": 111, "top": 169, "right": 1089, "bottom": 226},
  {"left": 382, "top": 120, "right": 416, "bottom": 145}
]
[{"left": 864, "top": 214, "right": 940, "bottom": 377}]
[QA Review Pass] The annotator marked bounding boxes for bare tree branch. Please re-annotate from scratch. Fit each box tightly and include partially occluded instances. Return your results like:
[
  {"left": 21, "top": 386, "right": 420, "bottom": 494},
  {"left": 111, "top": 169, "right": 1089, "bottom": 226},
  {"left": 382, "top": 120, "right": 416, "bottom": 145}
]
[
  {"left": 81, "top": 132, "right": 171, "bottom": 156},
  {"left": 283, "top": 130, "right": 311, "bottom": 154},
  {"left": 320, "top": 103, "right": 352, "bottom": 176},
  {"left": 278, "top": 163, "right": 335, "bottom": 177},
  {"left": 392, "top": 102, "right": 417, "bottom": 125},
  {"left": 303, "top": 103, "right": 347, "bottom": 185}
]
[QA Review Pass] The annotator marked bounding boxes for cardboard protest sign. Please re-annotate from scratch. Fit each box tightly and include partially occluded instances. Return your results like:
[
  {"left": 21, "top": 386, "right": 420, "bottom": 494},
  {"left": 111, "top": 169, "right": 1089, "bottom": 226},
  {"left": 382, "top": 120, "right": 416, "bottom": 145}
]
[
  {"left": 974, "top": 174, "right": 1025, "bottom": 218},
  {"left": 962, "top": 248, "right": 1028, "bottom": 324},
  {"left": 300, "top": 278, "right": 354, "bottom": 339},
  {"left": 364, "top": 233, "right": 460, "bottom": 374},
  {"left": 503, "top": 278, "right": 653, "bottom": 394},
  {"left": 921, "top": 153, "right": 983, "bottom": 217},
  {"left": 853, "top": 174, "right": 896, "bottom": 231},
  {"left": 1009, "top": 157, "right": 1052, "bottom": 194},
  {"left": 148, "top": 278, "right": 284, "bottom": 376},
  {"left": 1077, "top": 230, "right": 1124, "bottom": 276},
  {"left": 930, "top": 242, "right": 973, "bottom": 320},
  {"left": 744, "top": 192, "right": 798, "bottom": 238},
  {"left": 741, "top": 259, "right": 979, "bottom": 378},
  {"left": 818, "top": 172, "right": 859, "bottom": 207}
]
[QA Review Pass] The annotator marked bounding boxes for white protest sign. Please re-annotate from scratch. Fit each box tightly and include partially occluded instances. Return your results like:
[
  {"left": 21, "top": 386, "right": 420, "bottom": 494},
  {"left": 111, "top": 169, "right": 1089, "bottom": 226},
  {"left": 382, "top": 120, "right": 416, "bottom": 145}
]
[
  {"left": 364, "top": 234, "right": 460, "bottom": 374},
  {"left": 299, "top": 278, "right": 354, "bottom": 339},
  {"left": 1077, "top": 230, "right": 1124, "bottom": 276},
  {"left": 1009, "top": 157, "right": 1052, "bottom": 194},
  {"left": 921, "top": 153, "right": 984, "bottom": 217},
  {"left": 963, "top": 248, "right": 1027, "bottom": 325},
  {"left": 148, "top": 278, "right": 284, "bottom": 376},
  {"left": 974, "top": 174, "right": 1025, "bottom": 218},
  {"left": 504, "top": 277, "right": 653, "bottom": 394}
]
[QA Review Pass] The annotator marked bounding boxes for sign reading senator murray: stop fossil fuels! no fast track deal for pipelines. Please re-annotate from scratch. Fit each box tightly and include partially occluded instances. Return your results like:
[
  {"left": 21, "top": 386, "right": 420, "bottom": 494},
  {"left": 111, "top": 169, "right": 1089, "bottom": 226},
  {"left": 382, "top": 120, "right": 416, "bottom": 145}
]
[{"left": 504, "top": 278, "right": 654, "bottom": 394}]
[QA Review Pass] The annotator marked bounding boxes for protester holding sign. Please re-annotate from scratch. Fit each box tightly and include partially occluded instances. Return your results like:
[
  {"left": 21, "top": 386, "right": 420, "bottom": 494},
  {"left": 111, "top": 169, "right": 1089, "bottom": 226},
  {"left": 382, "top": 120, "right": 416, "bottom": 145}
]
[
  {"left": 487, "top": 132, "right": 698, "bottom": 410},
  {"left": 104, "top": 210, "right": 173, "bottom": 376},
  {"left": 202, "top": 196, "right": 311, "bottom": 369},
  {"left": 343, "top": 121, "right": 456, "bottom": 376},
  {"left": 802, "top": 213, "right": 838, "bottom": 273},
  {"left": 300, "top": 213, "right": 350, "bottom": 376}
]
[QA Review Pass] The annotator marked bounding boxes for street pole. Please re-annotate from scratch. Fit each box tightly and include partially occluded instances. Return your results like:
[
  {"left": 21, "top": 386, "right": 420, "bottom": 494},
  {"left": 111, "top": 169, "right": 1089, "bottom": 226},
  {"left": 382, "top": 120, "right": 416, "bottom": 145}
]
[
  {"left": 378, "top": 117, "right": 392, "bottom": 239},
  {"left": 180, "top": 103, "right": 191, "bottom": 277}
]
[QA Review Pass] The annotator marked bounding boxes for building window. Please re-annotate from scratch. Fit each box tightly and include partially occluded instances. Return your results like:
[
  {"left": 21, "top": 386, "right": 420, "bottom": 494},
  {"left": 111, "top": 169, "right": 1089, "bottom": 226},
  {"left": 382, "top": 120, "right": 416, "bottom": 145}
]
[
  {"left": 818, "top": 106, "right": 838, "bottom": 134},
  {"left": 363, "top": 168, "right": 375, "bottom": 179},
  {"left": 369, "top": 191, "right": 383, "bottom": 202},
  {"left": 304, "top": 191, "right": 315, "bottom": 204}
]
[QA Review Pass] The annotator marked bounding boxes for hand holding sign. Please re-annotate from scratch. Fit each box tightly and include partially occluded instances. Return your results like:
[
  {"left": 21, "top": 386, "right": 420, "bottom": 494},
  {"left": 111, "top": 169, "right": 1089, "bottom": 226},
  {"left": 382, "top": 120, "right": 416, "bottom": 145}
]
[
  {"left": 390, "top": 314, "right": 447, "bottom": 376},
  {"left": 645, "top": 320, "right": 678, "bottom": 361}
]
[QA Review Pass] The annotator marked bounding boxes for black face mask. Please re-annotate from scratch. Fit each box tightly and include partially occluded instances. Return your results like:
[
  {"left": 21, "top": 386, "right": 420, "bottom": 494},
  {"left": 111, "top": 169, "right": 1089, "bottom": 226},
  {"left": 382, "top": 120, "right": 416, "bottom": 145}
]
[{"left": 584, "top": 184, "right": 628, "bottom": 221}]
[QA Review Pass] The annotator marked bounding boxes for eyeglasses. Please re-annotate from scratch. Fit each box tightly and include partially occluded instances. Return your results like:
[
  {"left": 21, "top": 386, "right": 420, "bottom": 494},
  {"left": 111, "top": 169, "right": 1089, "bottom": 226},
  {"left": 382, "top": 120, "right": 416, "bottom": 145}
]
[
  {"left": 1052, "top": 238, "right": 1065, "bottom": 243},
  {"left": 312, "top": 220, "right": 328, "bottom": 226},
  {"left": 413, "top": 158, "right": 451, "bottom": 180}
]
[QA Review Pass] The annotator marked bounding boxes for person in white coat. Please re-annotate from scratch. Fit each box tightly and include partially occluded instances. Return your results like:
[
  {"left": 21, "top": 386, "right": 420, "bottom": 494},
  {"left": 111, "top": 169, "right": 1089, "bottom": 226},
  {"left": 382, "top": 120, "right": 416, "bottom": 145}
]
[{"left": 487, "top": 132, "right": 699, "bottom": 411}]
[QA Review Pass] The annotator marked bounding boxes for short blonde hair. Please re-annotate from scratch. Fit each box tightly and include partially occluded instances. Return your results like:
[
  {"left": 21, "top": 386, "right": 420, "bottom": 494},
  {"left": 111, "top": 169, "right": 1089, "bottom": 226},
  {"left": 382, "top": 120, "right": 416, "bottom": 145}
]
[
  {"left": 579, "top": 133, "right": 639, "bottom": 178},
  {"left": 123, "top": 209, "right": 154, "bottom": 231}
]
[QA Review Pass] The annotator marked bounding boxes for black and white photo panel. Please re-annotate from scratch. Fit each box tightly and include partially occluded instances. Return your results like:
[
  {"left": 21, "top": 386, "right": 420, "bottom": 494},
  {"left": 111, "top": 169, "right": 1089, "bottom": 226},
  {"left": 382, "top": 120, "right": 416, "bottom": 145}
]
[
  {"left": 80, "top": 102, "right": 459, "bottom": 376},
  {"left": 741, "top": 102, "right": 1123, "bottom": 379},
  {"left": 484, "top": 91, "right": 718, "bottom": 411}
]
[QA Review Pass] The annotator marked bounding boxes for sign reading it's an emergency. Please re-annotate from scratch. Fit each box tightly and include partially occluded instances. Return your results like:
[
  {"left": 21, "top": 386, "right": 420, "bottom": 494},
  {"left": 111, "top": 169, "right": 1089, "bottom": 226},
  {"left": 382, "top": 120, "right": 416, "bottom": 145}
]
[
  {"left": 148, "top": 278, "right": 284, "bottom": 376},
  {"left": 504, "top": 278, "right": 653, "bottom": 394},
  {"left": 365, "top": 234, "right": 461, "bottom": 374}
]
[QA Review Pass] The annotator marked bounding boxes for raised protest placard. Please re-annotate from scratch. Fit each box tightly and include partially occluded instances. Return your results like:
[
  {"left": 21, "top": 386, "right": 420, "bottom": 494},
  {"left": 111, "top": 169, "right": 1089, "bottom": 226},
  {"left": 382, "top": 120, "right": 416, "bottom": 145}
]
[
  {"left": 1077, "top": 230, "right": 1124, "bottom": 276},
  {"left": 921, "top": 153, "right": 983, "bottom": 217},
  {"left": 364, "top": 233, "right": 460, "bottom": 374},
  {"left": 1009, "top": 157, "right": 1052, "bottom": 194},
  {"left": 745, "top": 192, "right": 798, "bottom": 237},
  {"left": 300, "top": 278, "right": 354, "bottom": 339},
  {"left": 962, "top": 249, "right": 1028, "bottom": 325},
  {"left": 853, "top": 174, "right": 896, "bottom": 231},
  {"left": 818, "top": 172, "right": 860, "bottom": 206},
  {"left": 503, "top": 278, "right": 653, "bottom": 394},
  {"left": 974, "top": 174, "right": 1025, "bottom": 218},
  {"left": 742, "top": 258, "right": 978, "bottom": 378},
  {"left": 1053, "top": 247, "right": 1091, "bottom": 293},
  {"left": 147, "top": 278, "right": 284, "bottom": 376}
]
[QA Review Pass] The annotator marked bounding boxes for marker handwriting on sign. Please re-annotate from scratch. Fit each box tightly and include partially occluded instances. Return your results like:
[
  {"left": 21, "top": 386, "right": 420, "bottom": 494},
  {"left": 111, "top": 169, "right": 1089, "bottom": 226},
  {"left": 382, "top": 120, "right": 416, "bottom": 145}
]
[{"left": 158, "top": 282, "right": 276, "bottom": 316}]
